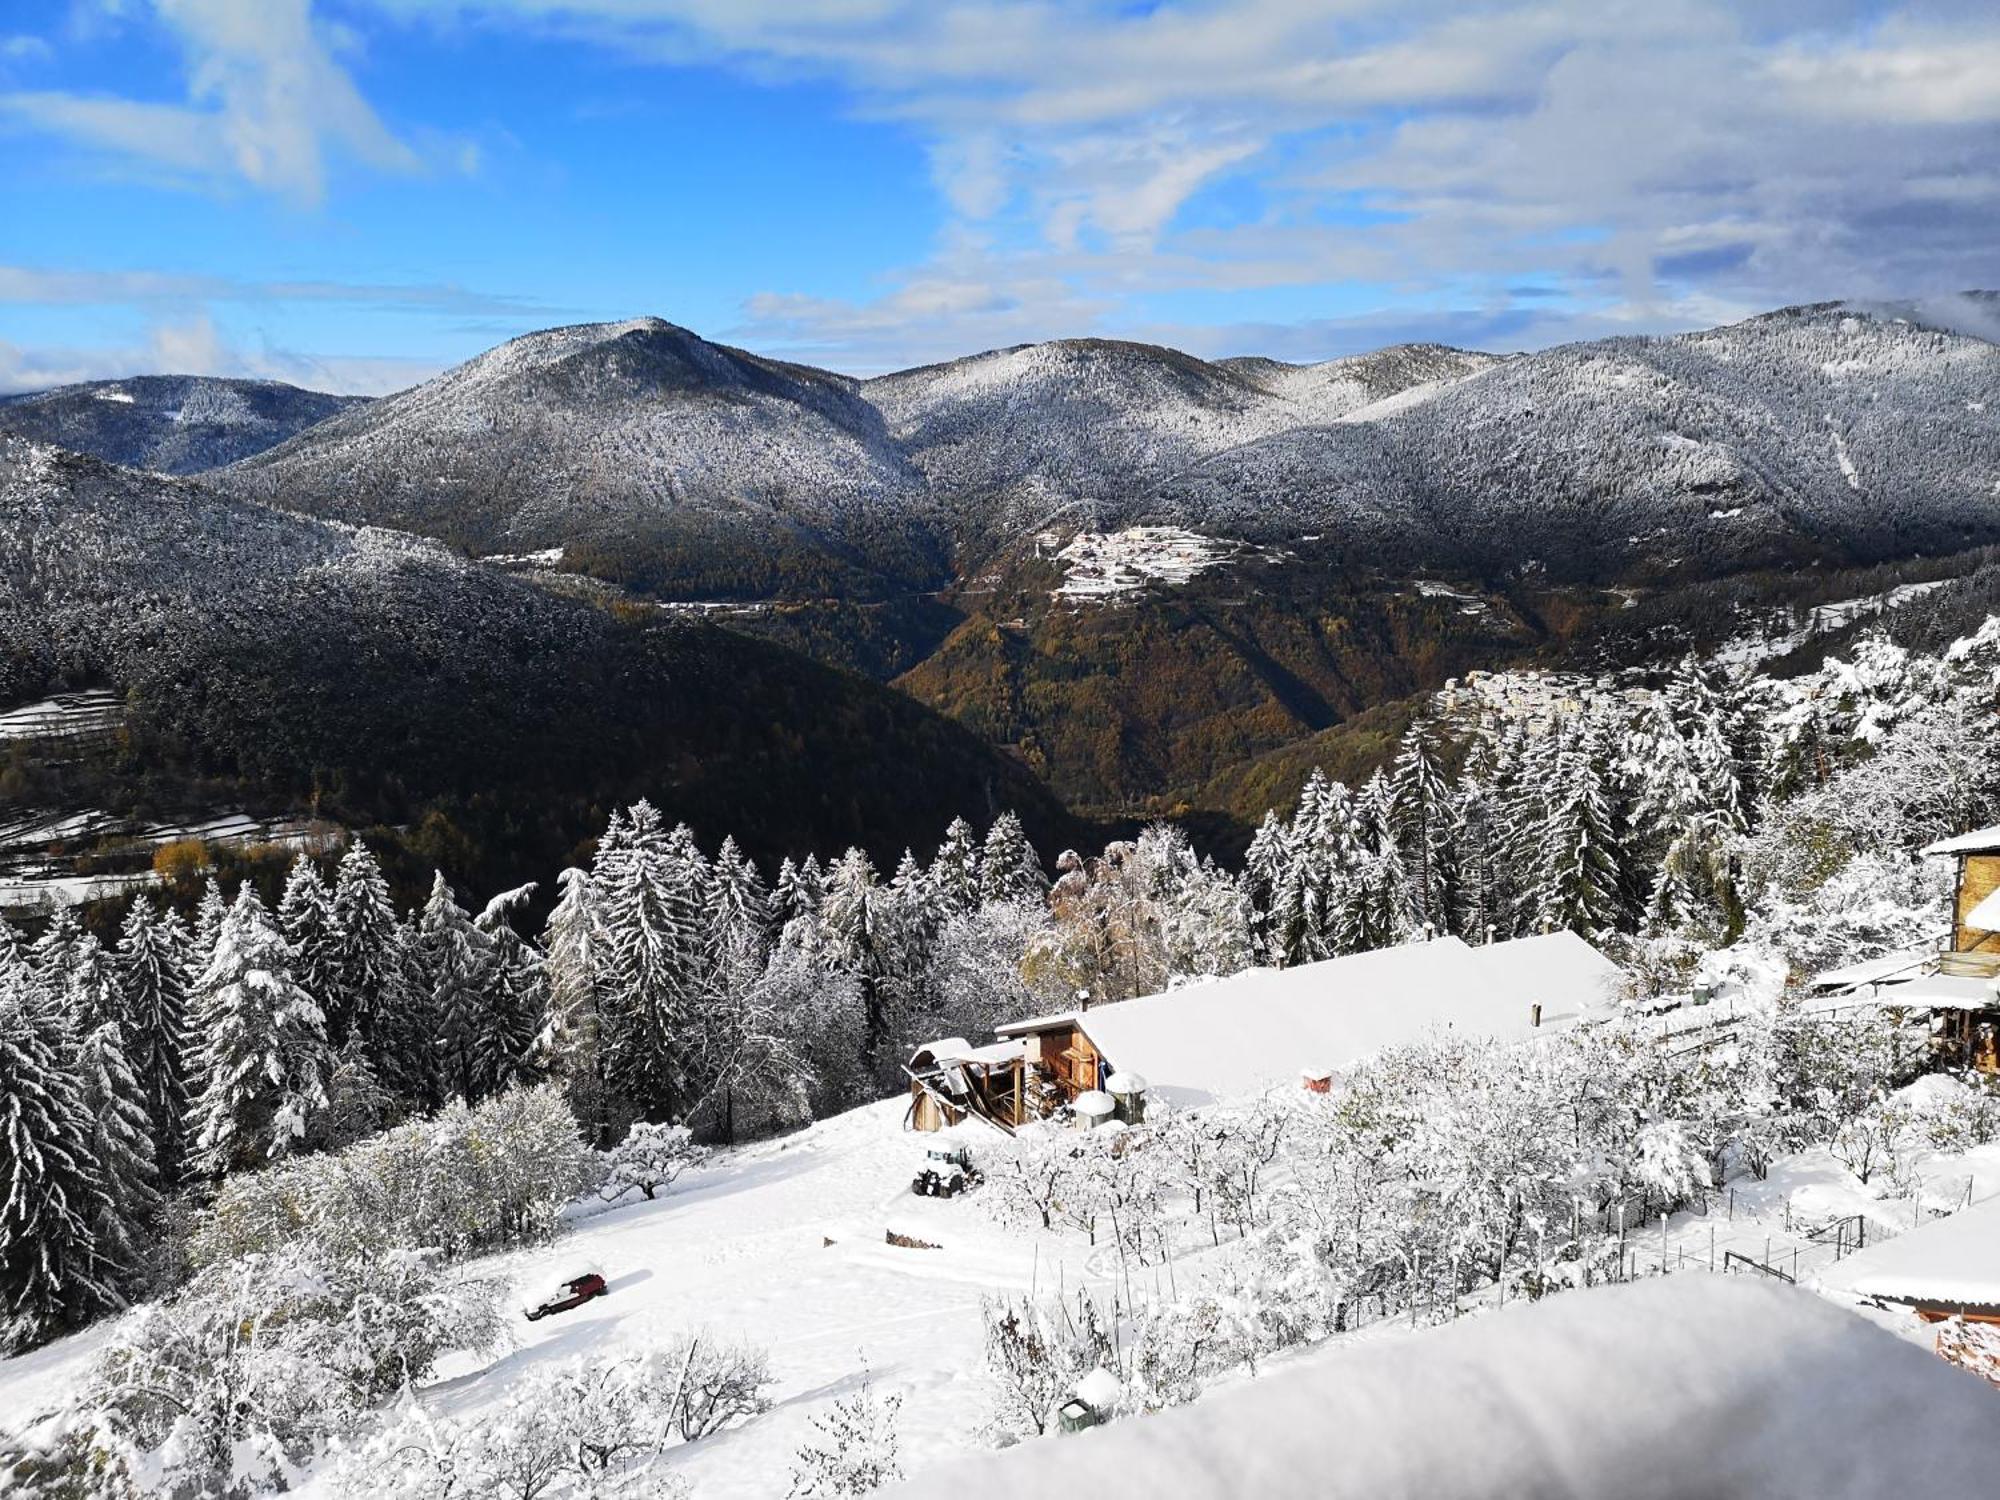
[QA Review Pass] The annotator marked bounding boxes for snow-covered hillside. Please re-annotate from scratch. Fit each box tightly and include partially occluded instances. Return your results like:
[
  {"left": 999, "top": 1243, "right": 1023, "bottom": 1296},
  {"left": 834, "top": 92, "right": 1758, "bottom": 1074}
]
[{"left": 0, "top": 376, "right": 364, "bottom": 475}]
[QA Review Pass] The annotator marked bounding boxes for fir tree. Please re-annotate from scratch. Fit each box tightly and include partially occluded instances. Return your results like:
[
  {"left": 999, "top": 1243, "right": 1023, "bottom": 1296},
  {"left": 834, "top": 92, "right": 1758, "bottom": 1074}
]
[
  {"left": 315, "top": 1033, "right": 395, "bottom": 1151},
  {"left": 474, "top": 883, "right": 548, "bottom": 1097},
  {"left": 416, "top": 872, "right": 503, "bottom": 1104},
  {"left": 1530, "top": 733, "right": 1629, "bottom": 939},
  {"left": 74, "top": 1021, "right": 162, "bottom": 1297},
  {"left": 596, "top": 802, "right": 714, "bottom": 1122},
  {"left": 979, "top": 813, "right": 1048, "bottom": 906},
  {"left": 62, "top": 932, "right": 121, "bottom": 1036},
  {"left": 277, "top": 854, "right": 340, "bottom": 1033},
  {"left": 0, "top": 969, "right": 115, "bottom": 1351},
  {"left": 329, "top": 841, "right": 402, "bottom": 1050},
  {"left": 541, "top": 867, "right": 614, "bottom": 1146},
  {"left": 1389, "top": 722, "right": 1453, "bottom": 934},
  {"left": 115, "top": 897, "right": 194, "bottom": 1181},
  {"left": 928, "top": 817, "right": 983, "bottom": 918},
  {"left": 187, "top": 888, "right": 330, "bottom": 1176}
]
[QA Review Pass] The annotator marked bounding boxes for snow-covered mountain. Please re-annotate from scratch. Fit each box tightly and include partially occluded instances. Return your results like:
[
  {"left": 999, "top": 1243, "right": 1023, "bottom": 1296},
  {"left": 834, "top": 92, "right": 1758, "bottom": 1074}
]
[
  {"left": 218, "top": 318, "right": 943, "bottom": 589},
  {"left": 0, "top": 375, "right": 365, "bottom": 475},
  {"left": 206, "top": 299, "right": 2000, "bottom": 589}
]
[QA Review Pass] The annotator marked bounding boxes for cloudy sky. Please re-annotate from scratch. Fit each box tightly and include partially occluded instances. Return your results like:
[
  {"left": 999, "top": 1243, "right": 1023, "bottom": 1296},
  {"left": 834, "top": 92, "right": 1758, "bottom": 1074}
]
[{"left": 0, "top": 0, "right": 1995, "bottom": 392}]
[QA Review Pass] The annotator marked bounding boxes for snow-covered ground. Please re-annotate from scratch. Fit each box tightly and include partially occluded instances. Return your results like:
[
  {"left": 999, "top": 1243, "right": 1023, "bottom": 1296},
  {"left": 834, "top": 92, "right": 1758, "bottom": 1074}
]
[
  {"left": 1714, "top": 580, "right": 1950, "bottom": 668},
  {"left": 0, "top": 1102, "right": 1119, "bottom": 1498},
  {"left": 0, "top": 689, "right": 122, "bottom": 741},
  {"left": 13, "top": 1068, "right": 2000, "bottom": 1497},
  {"left": 1045, "top": 526, "right": 1280, "bottom": 601}
]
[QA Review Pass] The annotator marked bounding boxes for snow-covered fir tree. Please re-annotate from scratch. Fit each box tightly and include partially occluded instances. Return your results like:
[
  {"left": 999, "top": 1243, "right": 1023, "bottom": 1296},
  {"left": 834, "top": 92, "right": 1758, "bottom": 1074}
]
[
  {"left": 186, "top": 888, "right": 331, "bottom": 1175},
  {"left": 0, "top": 966, "right": 116, "bottom": 1351},
  {"left": 74, "top": 1020, "right": 162, "bottom": 1297},
  {"left": 114, "top": 897, "right": 194, "bottom": 1181}
]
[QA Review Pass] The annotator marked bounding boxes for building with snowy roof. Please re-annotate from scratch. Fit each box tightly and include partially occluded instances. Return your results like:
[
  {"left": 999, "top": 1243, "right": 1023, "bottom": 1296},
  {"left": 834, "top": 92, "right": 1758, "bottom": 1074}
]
[
  {"left": 1808, "top": 824, "right": 2000, "bottom": 1071},
  {"left": 1817, "top": 1194, "right": 2000, "bottom": 1325},
  {"left": 951, "top": 931, "right": 1623, "bottom": 1118}
]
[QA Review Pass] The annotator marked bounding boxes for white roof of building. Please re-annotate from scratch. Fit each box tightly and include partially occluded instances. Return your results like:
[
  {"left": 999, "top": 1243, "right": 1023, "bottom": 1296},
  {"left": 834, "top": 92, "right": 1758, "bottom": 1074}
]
[
  {"left": 1816, "top": 1196, "right": 2000, "bottom": 1309},
  {"left": 1921, "top": 825, "right": 2000, "bottom": 856},
  {"left": 1003, "top": 933, "right": 1621, "bottom": 1109},
  {"left": 1807, "top": 948, "right": 1937, "bottom": 992}
]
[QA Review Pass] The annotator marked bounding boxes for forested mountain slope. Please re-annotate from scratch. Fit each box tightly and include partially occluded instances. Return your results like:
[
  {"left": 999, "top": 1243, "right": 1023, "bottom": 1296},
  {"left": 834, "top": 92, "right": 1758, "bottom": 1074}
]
[
  {"left": 37, "top": 297, "right": 1999, "bottom": 823},
  {"left": 0, "top": 376, "right": 366, "bottom": 475},
  {"left": 0, "top": 439, "right": 1074, "bottom": 898}
]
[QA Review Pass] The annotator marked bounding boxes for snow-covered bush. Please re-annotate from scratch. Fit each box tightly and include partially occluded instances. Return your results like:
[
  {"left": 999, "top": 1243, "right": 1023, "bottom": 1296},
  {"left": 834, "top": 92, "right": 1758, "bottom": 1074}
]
[
  {"left": 336, "top": 1335, "right": 766, "bottom": 1500},
  {"left": 600, "top": 1121, "right": 706, "bottom": 1203},
  {"left": 192, "top": 1083, "right": 603, "bottom": 1268},
  {"left": 788, "top": 1369, "right": 904, "bottom": 1497},
  {"left": 85, "top": 1241, "right": 504, "bottom": 1498},
  {"left": 979, "top": 1293, "right": 1112, "bottom": 1440}
]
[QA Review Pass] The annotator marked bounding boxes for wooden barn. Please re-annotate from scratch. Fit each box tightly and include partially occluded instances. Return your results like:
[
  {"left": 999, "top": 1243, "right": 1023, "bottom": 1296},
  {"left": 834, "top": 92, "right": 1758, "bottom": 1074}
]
[{"left": 903, "top": 1037, "right": 1035, "bottom": 1133}]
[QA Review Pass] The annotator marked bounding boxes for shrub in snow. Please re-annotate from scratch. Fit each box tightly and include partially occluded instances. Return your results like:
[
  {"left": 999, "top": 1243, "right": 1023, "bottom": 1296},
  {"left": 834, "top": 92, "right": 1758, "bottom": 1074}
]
[
  {"left": 979, "top": 1292, "right": 1113, "bottom": 1440},
  {"left": 788, "top": 1368, "right": 904, "bottom": 1498},
  {"left": 600, "top": 1122, "right": 706, "bottom": 1204},
  {"left": 192, "top": 1083, "right": 602, "bottom": 1269},
  {"left": 335, "top": 1336, "right": 766, "bottom": 1500},
  {"left": 84, "top": 1240, "right": 504, "bottom": 1498}
]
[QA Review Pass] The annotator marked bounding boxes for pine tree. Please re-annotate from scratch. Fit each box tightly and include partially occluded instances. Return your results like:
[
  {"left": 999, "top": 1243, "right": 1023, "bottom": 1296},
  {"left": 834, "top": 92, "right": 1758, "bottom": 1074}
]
[
  {"left": 114, "top": 897, "right": 193, "bottom": 1183},
  {"left": 74, "top": 1020, "right": 161, "bottom": 1296},
  {"left": 277, "top": 854, "right": 341, "bottom": 1034},
  {"left": 979, "top": 814, "right": 1048, "bottom": 906},
  {"left": 328, "top": 841, "right": 403, "bottom": 1051},
  {"left": 541, "top": 867, "right": 614, "bottom": 1146},
  {"left": 187, "top": 888, "right": 330, "bottom": 1175},
  {"left": 416, "top": 872, "right": 502, "bottom": 1104},
  {"left": 0, "top": 968, "right": 115, "bottom": 1351},
  {"left": 474, "top": 883, "right": 547, "bottom": 1097}
]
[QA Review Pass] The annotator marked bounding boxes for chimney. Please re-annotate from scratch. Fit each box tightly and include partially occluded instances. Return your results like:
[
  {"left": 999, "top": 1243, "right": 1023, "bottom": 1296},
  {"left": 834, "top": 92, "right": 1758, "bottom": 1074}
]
[{"left": 1531, "top": 1002, "right": 1543, "bottom": 1029}]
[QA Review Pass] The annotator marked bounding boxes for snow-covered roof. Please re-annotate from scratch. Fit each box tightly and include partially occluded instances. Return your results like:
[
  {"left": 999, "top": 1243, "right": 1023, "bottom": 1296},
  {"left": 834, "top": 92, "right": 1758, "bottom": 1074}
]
[
  {"left": 1003, "top": 934, "right": 1618, "bottom": 1108},
  {"left": 1464, "top": 930, "right": 1627, "bottom": 1020},
  {"left": 1807, "top": 948, "right": 1937, "bottom": 992},
  {"left": 1921, "top": 825, "right": 2000, "bottom": 856},
  {"left": 887, "top": 1278, "right": 2000, "bottom": 1499},
  {"left": 957, "top": 1041, "right": 1025, "bottom": 1067},
  {"left": 1816, "top": 1195, "right": 2000, "bottom": 1309}
]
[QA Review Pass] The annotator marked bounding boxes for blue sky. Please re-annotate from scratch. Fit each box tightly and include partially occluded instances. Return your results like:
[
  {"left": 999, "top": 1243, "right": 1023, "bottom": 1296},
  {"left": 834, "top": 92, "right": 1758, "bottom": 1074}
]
[{"left": 1, "top": 1, "right": 1996, "bottom": 392}]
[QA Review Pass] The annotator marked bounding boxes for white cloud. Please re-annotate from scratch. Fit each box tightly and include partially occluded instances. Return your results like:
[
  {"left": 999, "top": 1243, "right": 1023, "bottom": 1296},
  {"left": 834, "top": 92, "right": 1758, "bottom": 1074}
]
[
  {"left": 1, "top": 0, "right": 426, "bottom": 204},
  {"left": 0, "top": 312, "right": 443, "bottom": 394},
  {"left": 372, "top": 1, "right": 1999, "bottom": 368}
]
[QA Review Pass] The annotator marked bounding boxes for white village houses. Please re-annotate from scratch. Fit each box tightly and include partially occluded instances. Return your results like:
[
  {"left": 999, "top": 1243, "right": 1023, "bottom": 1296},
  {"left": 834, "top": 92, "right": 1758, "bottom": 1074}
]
[{"left": 906, "top": 930, "right": 1625, "bottom": 1130}]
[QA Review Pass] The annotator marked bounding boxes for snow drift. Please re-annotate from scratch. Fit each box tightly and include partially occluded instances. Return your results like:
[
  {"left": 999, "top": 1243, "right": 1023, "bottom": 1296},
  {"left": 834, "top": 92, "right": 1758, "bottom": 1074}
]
[{"left": 893, "top": 1277, "right": 2000, "bottom": 1499}]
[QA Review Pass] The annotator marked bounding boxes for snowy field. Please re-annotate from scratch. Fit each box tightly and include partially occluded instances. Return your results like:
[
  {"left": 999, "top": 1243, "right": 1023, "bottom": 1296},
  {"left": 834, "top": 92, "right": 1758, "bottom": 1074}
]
[
  {"left": 10, "top": 1072, "right": 2000, "bottom": 1497},
  {"left": 1046, "top": 526, "right": 1283, "bottom": 602},
  {"left": 0, "top": 689, "right": 122, "bottom": 741}
]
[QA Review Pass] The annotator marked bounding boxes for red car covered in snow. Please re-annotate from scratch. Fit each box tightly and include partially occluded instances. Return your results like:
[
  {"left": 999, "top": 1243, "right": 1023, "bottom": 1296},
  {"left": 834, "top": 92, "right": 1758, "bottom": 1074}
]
[{"left": 524, "top": 1272, "right": 608, "bottom": 1321}]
